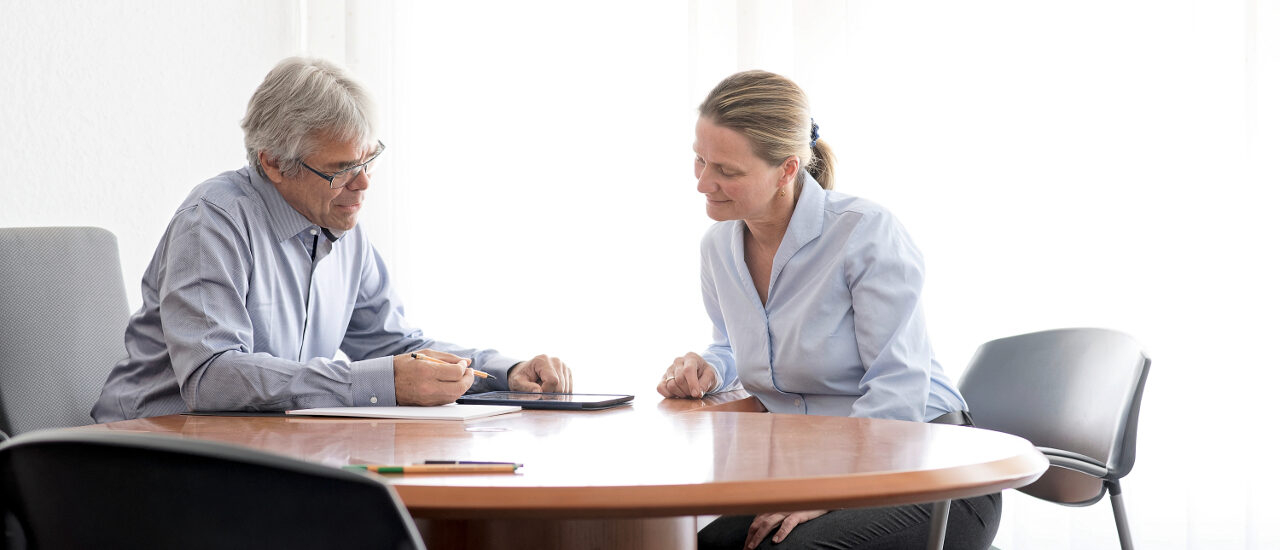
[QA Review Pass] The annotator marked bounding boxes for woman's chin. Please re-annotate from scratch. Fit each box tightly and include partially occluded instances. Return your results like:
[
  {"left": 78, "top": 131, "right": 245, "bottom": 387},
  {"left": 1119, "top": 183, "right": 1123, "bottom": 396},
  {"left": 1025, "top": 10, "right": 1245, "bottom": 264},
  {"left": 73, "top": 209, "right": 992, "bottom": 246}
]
[{"left": 705, "top": 203, "right": 736, "bottom": 222}]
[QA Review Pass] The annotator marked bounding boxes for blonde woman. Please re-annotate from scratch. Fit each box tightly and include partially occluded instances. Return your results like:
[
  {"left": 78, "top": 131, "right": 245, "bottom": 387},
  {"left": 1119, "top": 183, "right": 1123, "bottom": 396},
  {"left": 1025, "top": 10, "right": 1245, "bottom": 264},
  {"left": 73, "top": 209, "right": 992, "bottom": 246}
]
[{"left": 657, "top": 71, "right": 999, "bottom": 550}]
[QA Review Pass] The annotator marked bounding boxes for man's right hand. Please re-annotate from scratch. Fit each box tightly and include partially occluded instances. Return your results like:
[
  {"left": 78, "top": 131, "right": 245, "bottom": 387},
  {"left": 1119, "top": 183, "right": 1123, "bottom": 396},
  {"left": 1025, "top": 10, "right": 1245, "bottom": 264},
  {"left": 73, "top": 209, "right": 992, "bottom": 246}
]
[
  {"left": 393, "top": 350, "right": 474, "bottom": 406},
  {"left": 656, "top": 352, "right": 717, "bottom": 399}
]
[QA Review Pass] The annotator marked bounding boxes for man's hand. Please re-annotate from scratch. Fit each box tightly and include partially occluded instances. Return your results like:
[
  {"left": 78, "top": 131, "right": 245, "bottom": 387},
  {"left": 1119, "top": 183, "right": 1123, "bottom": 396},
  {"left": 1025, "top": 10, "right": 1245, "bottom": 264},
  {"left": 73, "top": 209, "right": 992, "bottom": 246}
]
[
  {"left": 745, "top": 510, "right": 829, "bottom": 549},
  {"left": 393, "top": 349, "right": 474, "bottom": 406},
  {"left": 508, "top": 354, "right": 572, "bottom": 392},
  {"left": 656, "top": 352, "right": 716, "bottom": 399}
]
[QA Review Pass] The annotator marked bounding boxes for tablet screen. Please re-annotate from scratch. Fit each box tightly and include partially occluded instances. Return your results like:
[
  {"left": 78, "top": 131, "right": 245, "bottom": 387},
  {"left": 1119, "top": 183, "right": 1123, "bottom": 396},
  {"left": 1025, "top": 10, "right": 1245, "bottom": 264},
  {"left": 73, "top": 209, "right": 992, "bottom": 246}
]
[
  {"left": 456, "top": 391, "right": 634, "bottom": 410},
  {"left": 476, "top": 392, "right": 609, "bottom": 403}
]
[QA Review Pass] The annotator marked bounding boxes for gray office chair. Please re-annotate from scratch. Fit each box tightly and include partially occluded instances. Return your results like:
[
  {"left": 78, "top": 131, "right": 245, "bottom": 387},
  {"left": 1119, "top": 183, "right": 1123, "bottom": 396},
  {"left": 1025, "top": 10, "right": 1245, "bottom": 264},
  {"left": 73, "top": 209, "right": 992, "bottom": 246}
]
[
  {"left": 0, "top": 227, "right": 130, "bottom": 435},
  {"left": 957, "top": 328, "right": 1150, "bottom": 550},
  {"left": 0, "top": 429, "right": 426, "bottom": 549},
  {"left": 1, "top": 227, "right": 131, "bottom": 550}
]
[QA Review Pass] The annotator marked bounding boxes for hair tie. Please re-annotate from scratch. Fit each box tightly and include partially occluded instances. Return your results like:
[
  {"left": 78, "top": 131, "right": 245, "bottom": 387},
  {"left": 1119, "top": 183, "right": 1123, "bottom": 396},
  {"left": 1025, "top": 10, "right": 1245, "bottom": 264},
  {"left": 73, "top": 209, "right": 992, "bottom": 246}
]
[{"left": 809, "top": 118, "right": 820, "bottom": 148}]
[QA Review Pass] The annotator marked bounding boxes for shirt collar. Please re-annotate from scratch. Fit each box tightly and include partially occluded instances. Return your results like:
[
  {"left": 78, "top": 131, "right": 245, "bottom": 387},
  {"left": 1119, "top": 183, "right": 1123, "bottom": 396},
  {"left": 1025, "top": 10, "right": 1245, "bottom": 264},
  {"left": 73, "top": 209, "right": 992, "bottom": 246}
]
[
  {"left": 778, "top": 171, "right": 826, "bottom": 255},
  {"left": 246, "top": 166, "right": 346, "bottom": 243},
  {"left": 729, "top": 172, "right": 826, "bottom": 300}
]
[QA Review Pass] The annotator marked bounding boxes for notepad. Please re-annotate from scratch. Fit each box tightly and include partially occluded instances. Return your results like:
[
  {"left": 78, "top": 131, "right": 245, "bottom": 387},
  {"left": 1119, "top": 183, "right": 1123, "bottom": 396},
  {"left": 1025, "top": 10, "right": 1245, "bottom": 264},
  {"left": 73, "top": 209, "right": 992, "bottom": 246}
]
[{"left": 285, "top": 404, "right": 520, "bottom": 421}]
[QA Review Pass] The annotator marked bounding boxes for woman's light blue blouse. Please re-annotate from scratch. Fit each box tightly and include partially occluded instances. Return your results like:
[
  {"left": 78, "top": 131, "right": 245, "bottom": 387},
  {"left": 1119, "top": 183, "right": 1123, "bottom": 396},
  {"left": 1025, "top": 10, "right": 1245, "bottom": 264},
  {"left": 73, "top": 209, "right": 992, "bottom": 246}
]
[{"left": 699, "top": 173, "right": 966, "bottom": 421}]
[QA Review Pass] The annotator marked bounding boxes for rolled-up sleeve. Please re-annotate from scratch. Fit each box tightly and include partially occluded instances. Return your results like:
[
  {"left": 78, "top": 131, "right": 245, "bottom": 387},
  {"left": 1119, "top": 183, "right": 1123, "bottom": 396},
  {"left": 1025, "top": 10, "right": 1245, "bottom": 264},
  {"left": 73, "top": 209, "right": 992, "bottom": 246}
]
[
  {"left": 699, "top": 236, "right": 735, "bottom": 393},
  {"left": 845, "top": 212, "right": 933, "bottom": 421}
]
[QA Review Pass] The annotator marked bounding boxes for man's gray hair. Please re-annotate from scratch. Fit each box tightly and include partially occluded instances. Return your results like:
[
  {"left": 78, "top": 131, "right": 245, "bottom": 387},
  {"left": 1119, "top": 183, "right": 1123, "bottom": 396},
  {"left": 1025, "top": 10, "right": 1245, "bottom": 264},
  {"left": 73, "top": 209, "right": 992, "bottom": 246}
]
[{"left": 242, "top": 57, "right": 377, "bottom": 178}]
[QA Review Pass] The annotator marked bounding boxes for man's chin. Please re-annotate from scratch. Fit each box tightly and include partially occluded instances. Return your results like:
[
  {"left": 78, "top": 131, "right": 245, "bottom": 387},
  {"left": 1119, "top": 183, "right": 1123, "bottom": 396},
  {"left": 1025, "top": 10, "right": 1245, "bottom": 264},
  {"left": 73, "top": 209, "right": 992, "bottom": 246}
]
[{"left": 326, "top": 216, "right": 359, "bottom": 232}]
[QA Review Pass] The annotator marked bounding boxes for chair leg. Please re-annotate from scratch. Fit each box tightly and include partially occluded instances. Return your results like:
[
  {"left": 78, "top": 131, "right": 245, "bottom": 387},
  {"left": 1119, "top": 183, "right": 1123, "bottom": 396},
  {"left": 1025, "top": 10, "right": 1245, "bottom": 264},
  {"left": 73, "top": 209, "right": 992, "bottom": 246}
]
[
  {"left": 1105, "top": 480, "right": 1134, "bottom": 550},
  {"left": 3, "top": 511, "right": 25, "bottom": 550},
  {"left": 927, "top": 499, "right": 951, "bottom": 550}
]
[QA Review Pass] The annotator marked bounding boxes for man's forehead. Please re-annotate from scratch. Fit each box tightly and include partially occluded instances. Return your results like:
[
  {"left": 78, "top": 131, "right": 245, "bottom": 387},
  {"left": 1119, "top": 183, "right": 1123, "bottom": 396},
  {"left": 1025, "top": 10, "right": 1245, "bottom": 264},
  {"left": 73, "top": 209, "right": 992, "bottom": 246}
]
[{"left": 310, "top": 137, "right": 378, "bottom": 166}]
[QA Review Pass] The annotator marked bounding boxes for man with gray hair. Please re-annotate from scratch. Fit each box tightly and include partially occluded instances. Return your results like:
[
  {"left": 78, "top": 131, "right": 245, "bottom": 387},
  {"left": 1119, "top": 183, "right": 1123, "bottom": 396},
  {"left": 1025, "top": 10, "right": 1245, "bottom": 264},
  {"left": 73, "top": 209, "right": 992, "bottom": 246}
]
[{"left": 92, "top": 57, "right": 571, "bottom": 422}]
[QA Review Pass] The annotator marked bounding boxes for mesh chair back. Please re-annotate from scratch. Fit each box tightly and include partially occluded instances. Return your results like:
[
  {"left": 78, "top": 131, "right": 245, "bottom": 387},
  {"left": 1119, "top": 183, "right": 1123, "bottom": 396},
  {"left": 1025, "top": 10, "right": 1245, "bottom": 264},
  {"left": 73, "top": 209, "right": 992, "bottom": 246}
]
[
  {"left": 0, "top": 430, "right": 425, "bottom": 550},
  {"left": 0, "top": 227, "right": 130, "bottom": 435},
  {"left": 957, "top": 328, "right": 1150, "bottom": 505}
]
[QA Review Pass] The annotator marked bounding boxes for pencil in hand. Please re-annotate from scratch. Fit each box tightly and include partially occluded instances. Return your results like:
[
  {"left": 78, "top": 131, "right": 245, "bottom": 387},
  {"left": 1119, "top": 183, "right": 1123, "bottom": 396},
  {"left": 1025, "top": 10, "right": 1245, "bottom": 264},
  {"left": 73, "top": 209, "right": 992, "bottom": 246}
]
[{"left": 410, "top": 352, "right": 490, "bottom": 379}]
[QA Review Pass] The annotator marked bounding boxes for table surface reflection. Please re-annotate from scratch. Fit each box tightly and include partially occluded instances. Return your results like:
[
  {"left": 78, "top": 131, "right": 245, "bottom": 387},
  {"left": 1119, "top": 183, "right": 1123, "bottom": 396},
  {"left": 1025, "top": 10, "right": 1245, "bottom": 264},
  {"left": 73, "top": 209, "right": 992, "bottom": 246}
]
[{"left": 85, "top": 391, "right": 1047, "bottom": 519}]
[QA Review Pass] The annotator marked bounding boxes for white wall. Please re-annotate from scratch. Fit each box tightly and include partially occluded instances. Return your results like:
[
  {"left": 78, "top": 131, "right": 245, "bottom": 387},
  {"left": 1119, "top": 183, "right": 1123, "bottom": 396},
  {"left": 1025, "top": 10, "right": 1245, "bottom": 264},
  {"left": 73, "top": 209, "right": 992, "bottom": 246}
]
[{"left": 1, "top": 0, "right": 301, "bottom": 307}]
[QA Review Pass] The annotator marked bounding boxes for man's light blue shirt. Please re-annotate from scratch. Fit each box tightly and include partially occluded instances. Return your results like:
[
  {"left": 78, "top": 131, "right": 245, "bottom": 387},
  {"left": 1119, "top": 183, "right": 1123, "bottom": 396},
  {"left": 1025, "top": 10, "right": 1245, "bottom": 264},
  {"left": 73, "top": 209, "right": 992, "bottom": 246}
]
[
  {"left": 92, "top": 166, "right": 516, "bottom": 422},
  {"left": 699, "top": 173, "right": 967, "bottom": 421}
]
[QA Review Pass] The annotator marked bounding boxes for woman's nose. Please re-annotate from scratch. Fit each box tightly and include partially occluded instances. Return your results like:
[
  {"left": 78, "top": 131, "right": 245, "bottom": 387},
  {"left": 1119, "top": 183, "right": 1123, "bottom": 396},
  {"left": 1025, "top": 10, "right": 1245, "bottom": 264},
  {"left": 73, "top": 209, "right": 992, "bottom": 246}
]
[{"left": 696, "top": 171, "right": 717, "bottom": 194}]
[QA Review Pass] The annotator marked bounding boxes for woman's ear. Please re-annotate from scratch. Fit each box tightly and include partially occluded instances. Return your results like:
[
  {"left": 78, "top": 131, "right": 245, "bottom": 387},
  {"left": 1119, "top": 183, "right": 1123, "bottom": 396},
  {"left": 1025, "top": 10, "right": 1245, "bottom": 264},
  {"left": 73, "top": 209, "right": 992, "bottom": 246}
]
[{"left": 777, "top": 155, "right": 801, "bottom": 189}]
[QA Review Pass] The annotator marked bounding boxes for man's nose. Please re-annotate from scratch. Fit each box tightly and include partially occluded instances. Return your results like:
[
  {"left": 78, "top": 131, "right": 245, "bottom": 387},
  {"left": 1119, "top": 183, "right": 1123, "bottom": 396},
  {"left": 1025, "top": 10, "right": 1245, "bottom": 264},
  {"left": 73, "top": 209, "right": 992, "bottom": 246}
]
[{"left": 345, "top": 168, "right": 371, "bottom": 191}]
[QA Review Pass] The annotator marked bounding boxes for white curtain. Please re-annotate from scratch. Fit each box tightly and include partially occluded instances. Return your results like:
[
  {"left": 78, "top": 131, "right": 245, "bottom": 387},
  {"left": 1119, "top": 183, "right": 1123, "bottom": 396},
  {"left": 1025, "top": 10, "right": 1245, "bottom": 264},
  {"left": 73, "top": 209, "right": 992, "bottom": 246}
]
[{"left": 331, "top": 1, "right": 1280, "bottom": 548}]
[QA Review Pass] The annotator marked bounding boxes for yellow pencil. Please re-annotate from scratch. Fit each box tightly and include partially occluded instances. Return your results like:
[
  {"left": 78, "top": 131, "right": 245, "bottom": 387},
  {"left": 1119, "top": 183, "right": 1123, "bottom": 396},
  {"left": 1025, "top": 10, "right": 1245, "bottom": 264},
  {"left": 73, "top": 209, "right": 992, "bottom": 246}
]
[
  {"left": 410, "top": 352, "right": 490, "bottom": 379},
  {"left": 343, "top": 463, "right": 519, "bottom": 474}
]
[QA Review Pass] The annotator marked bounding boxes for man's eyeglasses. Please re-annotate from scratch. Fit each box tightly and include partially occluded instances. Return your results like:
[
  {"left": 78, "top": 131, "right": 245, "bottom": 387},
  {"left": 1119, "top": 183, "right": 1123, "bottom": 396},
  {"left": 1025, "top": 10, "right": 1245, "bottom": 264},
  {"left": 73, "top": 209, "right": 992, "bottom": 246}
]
[{"left": 300, "top": 141, "right": 385, "bottom": 189}]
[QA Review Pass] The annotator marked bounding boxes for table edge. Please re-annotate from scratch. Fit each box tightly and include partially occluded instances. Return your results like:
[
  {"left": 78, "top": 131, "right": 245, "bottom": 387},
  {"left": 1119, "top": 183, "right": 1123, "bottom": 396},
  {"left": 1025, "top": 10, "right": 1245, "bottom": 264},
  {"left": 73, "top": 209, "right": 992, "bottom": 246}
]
[{"left": 397, "top": 442, "right": 1049, "bottom": 519}]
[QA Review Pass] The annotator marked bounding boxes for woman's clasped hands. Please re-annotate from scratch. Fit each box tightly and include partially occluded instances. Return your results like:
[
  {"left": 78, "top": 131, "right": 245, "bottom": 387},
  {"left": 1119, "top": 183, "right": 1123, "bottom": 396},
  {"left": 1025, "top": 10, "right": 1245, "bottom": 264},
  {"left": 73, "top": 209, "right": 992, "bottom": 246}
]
[{"left": 656, "top": 352, "right": 717, "bottom": 399}]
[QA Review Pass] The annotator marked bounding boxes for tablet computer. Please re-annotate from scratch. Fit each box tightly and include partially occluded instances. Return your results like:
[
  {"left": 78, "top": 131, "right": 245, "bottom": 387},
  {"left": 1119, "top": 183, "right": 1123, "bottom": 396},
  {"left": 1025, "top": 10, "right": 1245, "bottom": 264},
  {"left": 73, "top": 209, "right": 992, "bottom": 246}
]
[{"left": 456, "top": 391, "right": 634, "bottom": 410}]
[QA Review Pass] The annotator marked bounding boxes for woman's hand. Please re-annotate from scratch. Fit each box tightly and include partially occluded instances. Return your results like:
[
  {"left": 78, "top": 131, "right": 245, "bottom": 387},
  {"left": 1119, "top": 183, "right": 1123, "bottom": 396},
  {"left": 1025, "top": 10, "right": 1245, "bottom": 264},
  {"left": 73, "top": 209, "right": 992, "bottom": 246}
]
[
  {"left": 745, "top": 510, "right": 829, "bottom": 549},
  {"left": 656, "top": 352, "right": 717, "bottom": 398}
]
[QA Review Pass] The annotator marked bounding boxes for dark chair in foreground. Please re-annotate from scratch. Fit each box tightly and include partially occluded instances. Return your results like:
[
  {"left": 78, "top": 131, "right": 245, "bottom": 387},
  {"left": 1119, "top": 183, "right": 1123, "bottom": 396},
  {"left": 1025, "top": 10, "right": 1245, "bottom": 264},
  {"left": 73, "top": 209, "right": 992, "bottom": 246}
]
[
  {"left": 957, "top": 328, "right": 1150, "bottom": 550},
  {"left": 0, "top": 430, "right": 425, "bottom": 550},
  {"left": 0, "top": 226, "right": 130, "bottom": 436}
]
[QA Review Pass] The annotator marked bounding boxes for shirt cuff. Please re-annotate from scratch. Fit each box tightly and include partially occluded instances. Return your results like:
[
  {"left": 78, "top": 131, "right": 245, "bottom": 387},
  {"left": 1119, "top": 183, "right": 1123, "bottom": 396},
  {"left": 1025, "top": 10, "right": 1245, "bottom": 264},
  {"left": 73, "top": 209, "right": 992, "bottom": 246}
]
[
  {"left": 351, "top": 356, "right": 397, "bottom": 406},
  {"left": 708, "top": 367, "right": 725, "bottom": 393},
  {"left": 699, "top": 354, "right": 726, "bottom": 393},
  {"left": 474, "top": 353, "right": 522, "bottom": 391}
]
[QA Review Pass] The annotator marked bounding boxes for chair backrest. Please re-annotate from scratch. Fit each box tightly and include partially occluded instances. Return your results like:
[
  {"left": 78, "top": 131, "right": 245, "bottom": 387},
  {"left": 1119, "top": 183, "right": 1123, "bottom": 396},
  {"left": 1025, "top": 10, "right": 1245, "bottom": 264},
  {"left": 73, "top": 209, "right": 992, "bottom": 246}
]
[
  {"left": 0, "top": 429, "right": 425, "bottom": 550},
  {"left": 957, "top": 328, "right": 1150, "bottom": 503},
  {"left": 0, "top": 227, "right": 130, "bottom": 435}
]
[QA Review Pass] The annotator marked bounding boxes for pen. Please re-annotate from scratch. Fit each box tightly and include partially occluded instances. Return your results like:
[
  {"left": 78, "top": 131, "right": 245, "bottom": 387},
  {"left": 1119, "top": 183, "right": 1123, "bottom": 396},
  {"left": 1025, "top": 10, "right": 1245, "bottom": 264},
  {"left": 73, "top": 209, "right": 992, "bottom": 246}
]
[
  {"left": 343, "top": 463, "right": 521, "bottom": 474},
  {"left": 410, "top": 352, "right": 490, "bottom": 379}
]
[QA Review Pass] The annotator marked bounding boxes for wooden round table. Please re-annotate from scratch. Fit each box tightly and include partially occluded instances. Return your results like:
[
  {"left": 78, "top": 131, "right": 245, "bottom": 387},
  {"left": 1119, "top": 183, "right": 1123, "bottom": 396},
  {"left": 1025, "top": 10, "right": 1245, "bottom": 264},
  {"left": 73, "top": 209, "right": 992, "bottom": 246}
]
[{"left": 91, "top": 392, "right": 1047, "bottom": 549}]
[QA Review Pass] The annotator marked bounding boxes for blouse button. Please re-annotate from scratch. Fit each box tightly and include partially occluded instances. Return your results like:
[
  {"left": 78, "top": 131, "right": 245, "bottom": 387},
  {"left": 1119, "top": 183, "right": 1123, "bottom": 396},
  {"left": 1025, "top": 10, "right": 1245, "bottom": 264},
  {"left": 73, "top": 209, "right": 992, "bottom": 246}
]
[{"left": 370, "top": 396, "right": 379, "bottom": 404}]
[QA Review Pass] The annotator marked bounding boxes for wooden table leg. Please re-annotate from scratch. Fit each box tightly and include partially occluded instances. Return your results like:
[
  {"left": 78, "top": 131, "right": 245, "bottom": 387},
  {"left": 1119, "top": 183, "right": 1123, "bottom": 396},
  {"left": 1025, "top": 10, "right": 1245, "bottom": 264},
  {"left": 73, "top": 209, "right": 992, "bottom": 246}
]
[{"left": 418, "top": 516, "right": 697, "bottom": 550}]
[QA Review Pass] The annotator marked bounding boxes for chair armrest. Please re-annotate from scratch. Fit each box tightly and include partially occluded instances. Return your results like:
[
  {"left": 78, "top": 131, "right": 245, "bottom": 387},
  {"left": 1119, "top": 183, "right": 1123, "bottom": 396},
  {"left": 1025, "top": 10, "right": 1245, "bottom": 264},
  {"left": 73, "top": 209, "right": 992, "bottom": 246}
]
[{"left": 1037, "top": 446, "right": 1109, "bottom": 478}]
